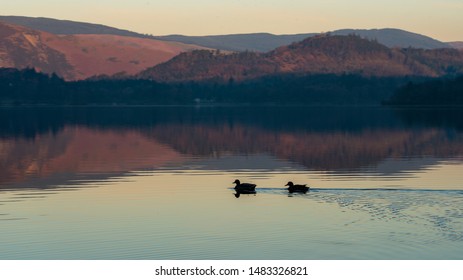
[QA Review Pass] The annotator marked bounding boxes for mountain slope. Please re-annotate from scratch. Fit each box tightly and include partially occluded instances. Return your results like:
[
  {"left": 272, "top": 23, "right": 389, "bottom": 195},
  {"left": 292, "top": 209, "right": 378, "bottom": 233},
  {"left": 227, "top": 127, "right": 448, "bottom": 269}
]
[
  {"left": 138, "top": 50, "right": 278, "bottom": 82},
  {"left": 0, "top": 21, "right": 74, "bottom": 77},
  {"left": 43, "top": 34, "right": 203, "bottom": 80},
  {"left": 138, "top": 35, "right": 463, "bottom": 82},
  {"left": 0, "top": 21, "right": 204, "bottom": 80}
]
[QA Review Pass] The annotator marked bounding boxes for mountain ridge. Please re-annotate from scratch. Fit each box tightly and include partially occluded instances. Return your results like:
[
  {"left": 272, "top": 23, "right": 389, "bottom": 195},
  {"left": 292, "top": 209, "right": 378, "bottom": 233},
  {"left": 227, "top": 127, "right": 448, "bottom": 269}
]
[
  {"left": 330, "top": 28, "right": 450, "bottom": 49},
  {"left": 158, "top": 29, "right": 451, "bottom": 52},
  {"left": 0, "top": 15, "right": 456, "bottom": 51},
  {"left": 0, "top": 15, "right": 145, "bottom": 37}
]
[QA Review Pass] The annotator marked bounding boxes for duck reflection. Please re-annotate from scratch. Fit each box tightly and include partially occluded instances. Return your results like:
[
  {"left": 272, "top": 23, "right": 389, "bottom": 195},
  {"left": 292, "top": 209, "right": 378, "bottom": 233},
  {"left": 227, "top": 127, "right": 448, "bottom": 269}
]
[{"left": 234, "top": 189, "right": 257, "bottom": 198}]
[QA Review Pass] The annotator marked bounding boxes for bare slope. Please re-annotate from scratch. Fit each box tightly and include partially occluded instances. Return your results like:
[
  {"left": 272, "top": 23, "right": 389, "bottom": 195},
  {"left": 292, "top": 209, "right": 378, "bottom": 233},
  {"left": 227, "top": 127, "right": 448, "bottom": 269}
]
[{"left": 0, "top": 21, "right": 204, "bottom": 80}]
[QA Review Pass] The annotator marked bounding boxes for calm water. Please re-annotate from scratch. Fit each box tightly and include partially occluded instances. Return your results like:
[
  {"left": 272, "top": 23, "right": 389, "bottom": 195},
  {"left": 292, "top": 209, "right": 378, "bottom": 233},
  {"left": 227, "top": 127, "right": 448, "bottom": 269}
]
[{"left": 1, "top": 106, "right": 463, "bottom": 259}]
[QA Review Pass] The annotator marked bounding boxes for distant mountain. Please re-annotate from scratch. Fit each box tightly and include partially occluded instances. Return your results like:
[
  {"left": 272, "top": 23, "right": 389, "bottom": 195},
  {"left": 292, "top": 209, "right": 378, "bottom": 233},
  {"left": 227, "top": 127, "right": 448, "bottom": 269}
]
[
  {"left": 138, "top": 34, "right": 463, "bottom": 82},
  {"left": 0, "top": 16, "right": 313, "bottom": 52},
  {"left": 0, "top": 21, "right": 204, "bottom": 80},
  {"left": 448, "top": 42, "right": 463, "bottom": 49},
  {"left": 0, "top": 16, "right": 455, "bottom": 52},
  {"left": 330, "top": 28, "right": 450, "bottom": 49},
  {"left": 155, "top": 33, "right": 316, "bottom": 52},
  {"left": 157, "top": 29, "right": 452, "bottom": 52}
]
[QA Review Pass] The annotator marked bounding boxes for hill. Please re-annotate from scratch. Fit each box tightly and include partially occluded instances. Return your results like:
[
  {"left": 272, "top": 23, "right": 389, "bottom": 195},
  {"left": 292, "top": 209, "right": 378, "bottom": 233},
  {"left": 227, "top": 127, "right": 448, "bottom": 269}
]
[
  {"left": 138, "top": 35, "right": 463, "bottom": 82},
  {"left": 0, "top": 21, "right": 204, "bottom": 80}
]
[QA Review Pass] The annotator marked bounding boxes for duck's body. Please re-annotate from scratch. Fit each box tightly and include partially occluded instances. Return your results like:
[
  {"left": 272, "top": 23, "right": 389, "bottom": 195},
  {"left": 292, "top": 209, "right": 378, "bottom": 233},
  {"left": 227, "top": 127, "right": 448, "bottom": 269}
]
[
  {"left": 233, "top": 179, "right": 256, "bottom": 192},
  {"left": 285, "top": 181, "right": 309, "bottom": 193}
]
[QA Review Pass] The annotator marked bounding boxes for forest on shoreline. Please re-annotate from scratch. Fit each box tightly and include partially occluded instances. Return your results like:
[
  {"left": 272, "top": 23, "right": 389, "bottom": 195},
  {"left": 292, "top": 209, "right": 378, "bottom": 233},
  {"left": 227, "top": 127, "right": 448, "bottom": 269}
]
[
  {"left": 386, "top": 75, "right": 463, "bottom": 106},
  {"left": 0, "top": 68, "right": 426, "bottom": 106}
]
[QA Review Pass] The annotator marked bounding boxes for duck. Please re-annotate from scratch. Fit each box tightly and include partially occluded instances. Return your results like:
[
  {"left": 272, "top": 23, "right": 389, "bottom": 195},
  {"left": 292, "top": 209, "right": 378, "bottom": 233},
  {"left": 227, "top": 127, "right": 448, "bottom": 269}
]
[
  {"left": 285, "top": 181, "right": 309, "bottom": 193},
  {"left": 233, "top": 179, "right": 256, "bottom": 192}
]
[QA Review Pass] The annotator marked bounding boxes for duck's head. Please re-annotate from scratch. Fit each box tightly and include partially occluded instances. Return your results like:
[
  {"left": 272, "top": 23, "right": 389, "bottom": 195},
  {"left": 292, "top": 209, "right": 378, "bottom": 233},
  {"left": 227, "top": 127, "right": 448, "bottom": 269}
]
[
  {"left": 233, "top": 179, "right": 241, "bottom": 185},
  {"left": 285, "top": 181, "right": 294, "bottom": 187}
]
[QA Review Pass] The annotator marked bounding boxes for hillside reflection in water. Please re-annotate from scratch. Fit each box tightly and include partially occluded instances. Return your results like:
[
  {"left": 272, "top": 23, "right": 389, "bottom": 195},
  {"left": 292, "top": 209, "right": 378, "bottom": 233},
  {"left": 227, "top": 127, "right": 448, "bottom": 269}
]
[
  {"left": 1, "top": 106, "right": 463, "bottom": 259},
  {"left": 1, "top": 106, "right": 463, "bottom": 188}
]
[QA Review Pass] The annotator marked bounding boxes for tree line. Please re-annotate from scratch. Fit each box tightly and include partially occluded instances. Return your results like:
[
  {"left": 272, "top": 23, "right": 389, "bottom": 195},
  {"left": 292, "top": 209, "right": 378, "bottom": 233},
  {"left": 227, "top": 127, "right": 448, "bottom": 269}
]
[
  {"left": 386, "top": 75, "right": 463, "bottom": 106},
  {"left": 1, "top": 67, "right": 417, "bottom": 106}
]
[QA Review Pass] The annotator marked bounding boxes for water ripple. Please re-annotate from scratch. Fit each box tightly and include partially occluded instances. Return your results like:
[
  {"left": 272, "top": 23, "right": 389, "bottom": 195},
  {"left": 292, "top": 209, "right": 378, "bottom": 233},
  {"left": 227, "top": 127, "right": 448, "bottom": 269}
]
[{"left": 255, "top": 187, "right": 463, "bottom": 244}]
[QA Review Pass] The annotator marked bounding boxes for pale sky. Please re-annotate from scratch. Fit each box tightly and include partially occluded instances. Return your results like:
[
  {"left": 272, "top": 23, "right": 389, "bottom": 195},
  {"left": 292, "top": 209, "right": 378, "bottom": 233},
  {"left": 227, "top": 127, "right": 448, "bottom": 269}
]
[{"left": 2, "top": 0, "right": 462, "bottom": 41}]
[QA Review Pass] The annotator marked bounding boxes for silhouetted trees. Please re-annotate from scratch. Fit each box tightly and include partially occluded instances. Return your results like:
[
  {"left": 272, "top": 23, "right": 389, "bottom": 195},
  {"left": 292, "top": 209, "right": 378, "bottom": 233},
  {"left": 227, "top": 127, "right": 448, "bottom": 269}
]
[
  {"left": 1, "top": 68, "right": 414, "bottom": 106},
  {"left": 386, "top": 75, "right": 463, "bottom": 106}
]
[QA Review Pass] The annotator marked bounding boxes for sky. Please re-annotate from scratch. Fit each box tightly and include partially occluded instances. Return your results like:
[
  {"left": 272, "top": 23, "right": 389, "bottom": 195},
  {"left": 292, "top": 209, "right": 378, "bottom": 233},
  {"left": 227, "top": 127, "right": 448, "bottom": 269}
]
[{"left": 2, "top": 0, "right": 462, "bottom": 41}]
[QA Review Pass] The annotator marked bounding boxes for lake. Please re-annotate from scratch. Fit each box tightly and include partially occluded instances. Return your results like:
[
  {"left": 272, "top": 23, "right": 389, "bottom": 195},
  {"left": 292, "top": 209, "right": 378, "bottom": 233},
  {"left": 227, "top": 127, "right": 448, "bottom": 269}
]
[{"left": 1, "top": 106, "right": 463, "bottom": 259}]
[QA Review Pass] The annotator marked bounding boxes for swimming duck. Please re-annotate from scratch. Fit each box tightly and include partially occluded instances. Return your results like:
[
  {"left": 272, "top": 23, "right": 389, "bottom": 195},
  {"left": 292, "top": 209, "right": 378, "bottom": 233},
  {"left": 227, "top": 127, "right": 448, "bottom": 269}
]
[
  {"left": 285, "top": 181, "right": 309, "bottom": 193},
  {"left": 233, "top": 179, "right": 256, "bottom": 192}
]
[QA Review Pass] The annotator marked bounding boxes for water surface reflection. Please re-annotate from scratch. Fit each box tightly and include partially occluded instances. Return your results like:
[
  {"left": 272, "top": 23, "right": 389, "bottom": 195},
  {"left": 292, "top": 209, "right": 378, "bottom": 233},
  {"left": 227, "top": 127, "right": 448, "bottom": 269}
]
[
  {"left": 1, "top": 106, "right": 463, "bottom": 189},
  {"left": 1, "top": 106, "right": 463, "bottom": 259}
]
